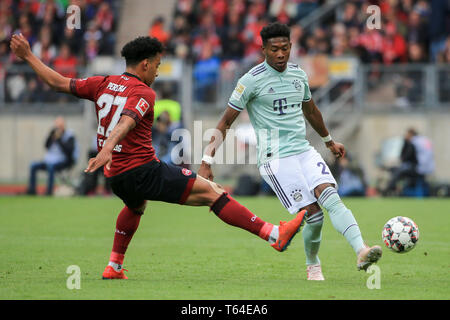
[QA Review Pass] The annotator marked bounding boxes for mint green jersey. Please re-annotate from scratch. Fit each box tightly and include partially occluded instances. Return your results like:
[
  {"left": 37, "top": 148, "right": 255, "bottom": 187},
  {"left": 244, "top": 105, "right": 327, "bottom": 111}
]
[{"left": 228, "top": 60, "right": 313, "bottom": 167}]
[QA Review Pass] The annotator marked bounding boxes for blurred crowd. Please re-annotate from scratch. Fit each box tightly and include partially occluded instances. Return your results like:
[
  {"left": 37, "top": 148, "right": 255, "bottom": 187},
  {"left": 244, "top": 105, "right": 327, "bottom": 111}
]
[
  {"left": 0, "top": 0, "right": 119, "bottom": 103},
  {"left": 148, "top": 0, "right": 450, "bottom": 103},
  {"left": 1, "top": 0, "right": 449, "bottom": 104},
  {"left": 152, "top": 0, "right": 450, "bottom": 66}
]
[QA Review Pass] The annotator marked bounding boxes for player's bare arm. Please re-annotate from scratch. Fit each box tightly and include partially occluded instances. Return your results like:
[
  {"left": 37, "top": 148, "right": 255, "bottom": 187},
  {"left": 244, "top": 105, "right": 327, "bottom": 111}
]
[
  {"left": 198, "top": 106, "right": 241, "bottom": 180},
  {"left": 9, "top": 33, "right": 71, "bottom": 93},
  {"left": 85, "top": 115, "right": 136, "bottom": 173},
  {"left": 302, "top": 98, "right": 345, "bottom": 158}
]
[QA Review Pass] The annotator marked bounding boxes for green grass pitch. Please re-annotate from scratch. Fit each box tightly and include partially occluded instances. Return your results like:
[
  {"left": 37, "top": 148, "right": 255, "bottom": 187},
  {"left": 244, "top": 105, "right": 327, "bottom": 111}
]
[{"left": 0, "top": 196, "right": 449, "bottom": 300}]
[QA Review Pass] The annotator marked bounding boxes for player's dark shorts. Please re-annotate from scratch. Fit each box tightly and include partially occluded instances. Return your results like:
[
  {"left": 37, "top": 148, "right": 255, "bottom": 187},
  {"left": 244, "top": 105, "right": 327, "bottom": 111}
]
[{"left": 107, "top": 160, "right": 196, "bottom": 209}]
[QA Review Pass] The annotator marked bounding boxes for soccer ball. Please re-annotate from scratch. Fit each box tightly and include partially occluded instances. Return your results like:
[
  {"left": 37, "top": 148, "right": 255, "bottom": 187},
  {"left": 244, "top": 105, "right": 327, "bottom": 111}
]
[{"left": 382, "top": 216, "right": 419, "bottom": 253}]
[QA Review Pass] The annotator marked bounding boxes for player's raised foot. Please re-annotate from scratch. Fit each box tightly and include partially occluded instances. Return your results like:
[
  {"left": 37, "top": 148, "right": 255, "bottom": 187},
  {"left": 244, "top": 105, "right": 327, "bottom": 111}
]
[
  {"left": 102, "top": 266, "right": 128, "bottom": 279},
  {"left": 357, "top": 245, "right": 382, "bottom": 271},
  {"left": 271, "top": 210, "right": 306, "bottom": 252},
  {"left": 306, "top": 264, "right": 325, "bottom": 281}
]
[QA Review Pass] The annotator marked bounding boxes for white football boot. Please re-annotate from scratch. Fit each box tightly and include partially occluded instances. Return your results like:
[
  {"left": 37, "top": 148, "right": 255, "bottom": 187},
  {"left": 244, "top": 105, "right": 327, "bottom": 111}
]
[{"left": 306, "top": 264, "right": 325, "bottom": 280}]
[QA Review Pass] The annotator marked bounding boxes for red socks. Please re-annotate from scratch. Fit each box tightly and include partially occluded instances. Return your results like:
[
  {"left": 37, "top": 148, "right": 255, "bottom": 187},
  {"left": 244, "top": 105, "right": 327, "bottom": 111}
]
[
  {"left": 210, "top": 193, "right": 273, "bottom": 240},
  {"left": 108, "top": 193, "right": 273, "bottom": 269},
  {"left": 110, "top": 206, "right": 142, "bottom": 265}
]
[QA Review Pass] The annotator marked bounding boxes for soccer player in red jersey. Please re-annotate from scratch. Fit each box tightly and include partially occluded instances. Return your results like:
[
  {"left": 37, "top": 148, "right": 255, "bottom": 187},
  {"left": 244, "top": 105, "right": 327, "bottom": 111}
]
[{"left": 10, "top": 34, "right": 306, "bottom": 279}]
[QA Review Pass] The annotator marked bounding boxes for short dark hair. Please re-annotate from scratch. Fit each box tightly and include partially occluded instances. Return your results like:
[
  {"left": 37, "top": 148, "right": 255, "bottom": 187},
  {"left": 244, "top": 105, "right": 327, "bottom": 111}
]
[
  {"left": 121, "top": 36, "right": 164, "bottom": 66},
  {"left": 260, "top": 22, "right": 290, "bottom": 45}
]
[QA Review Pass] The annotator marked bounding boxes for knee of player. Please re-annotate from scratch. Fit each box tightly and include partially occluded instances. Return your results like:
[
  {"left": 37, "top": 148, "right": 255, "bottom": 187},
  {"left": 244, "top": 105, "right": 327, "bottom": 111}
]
[
  {"left": 314, "top": 183, "right": 336, "bottom": 198},
  {"left": 301, "top": 203, "right": 324, "bottom": 224},
  {"left": 130, "top": 200, "right": 147, "bottom": 215},
  {"left": 204, "top": 184, "right": 226, "bottom": 206},
  {"left": 302, "top": 202, "right": 322, "bottom": 216},
  {"left": 211, "top": 182, "right": 225, "bottom": 194},
  {"left": 195, "top": 181, "right": 225, "bottom": 207}
]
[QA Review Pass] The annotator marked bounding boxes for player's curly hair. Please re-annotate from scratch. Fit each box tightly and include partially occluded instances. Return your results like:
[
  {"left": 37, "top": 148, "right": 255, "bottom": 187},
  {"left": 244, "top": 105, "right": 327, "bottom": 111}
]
[
  {"left": 121, "top": 36, "right": 164, "bottom": 66},
  {"left": 260, "top": 22, "right": 290, "bottom": 45}
]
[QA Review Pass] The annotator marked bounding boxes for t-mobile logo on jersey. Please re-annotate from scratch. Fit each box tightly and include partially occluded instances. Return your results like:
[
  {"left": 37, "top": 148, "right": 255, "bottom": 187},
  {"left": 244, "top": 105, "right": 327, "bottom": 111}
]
[
  {"left": 273, "top": 98, "right": 302, "bottom": 116},
  {"left": 273, "top": 98, "right": 287, "bottom": 116}
]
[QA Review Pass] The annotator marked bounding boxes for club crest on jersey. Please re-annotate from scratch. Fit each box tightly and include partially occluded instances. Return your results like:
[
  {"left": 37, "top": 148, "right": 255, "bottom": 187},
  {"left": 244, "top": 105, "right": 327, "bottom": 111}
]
[
  {"left": 292, "top": 79, "right": 302, "bottom": 91},
  {"left": 182, "top": 168, "right": 192, "bottom": 176},
  {"left": 290, "top": 189, "right": 303, "bottom": 202},
  {"left": 135, "top": 98, "right": 150, "bottom": 116}
]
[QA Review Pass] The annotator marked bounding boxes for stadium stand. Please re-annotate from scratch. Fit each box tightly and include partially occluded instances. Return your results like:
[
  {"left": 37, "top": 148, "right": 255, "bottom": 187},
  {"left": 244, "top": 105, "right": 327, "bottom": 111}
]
[
  {"left": 0, "top": 0, "right": 121, "bottom": 103},
  {"left": 0, "top": 0, "right": 449, "bottom": 196},
  {"left": 160, "top": 0, "right": 444, "bottom": 65}
]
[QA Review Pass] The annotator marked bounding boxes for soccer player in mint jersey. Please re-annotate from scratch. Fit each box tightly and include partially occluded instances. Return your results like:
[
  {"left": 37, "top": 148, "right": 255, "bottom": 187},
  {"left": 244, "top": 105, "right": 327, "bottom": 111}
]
[
  {"left": 199, "top": 22, "right": 382, "bottom": 280},
  {"left": 10, "top": 34, "right": 306, "bottom": 280}
]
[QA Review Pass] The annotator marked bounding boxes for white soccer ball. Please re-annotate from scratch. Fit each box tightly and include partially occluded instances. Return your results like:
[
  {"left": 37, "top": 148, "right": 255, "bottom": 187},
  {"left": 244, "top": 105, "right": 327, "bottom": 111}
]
[{"left": 382, "top": 216, "right": 419, "bottom": 253}]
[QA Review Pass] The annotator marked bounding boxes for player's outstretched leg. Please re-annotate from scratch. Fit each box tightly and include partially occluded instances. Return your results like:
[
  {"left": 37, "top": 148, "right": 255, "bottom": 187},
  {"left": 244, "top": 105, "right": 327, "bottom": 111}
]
[
  {"left": 316, "top": 184, "right": 382, "bottom": 271},
  {"left": 185, "top": 176, "right": 306, "bottom": 252},
  {"left": 102, "top": 202, "right": 146, "bottom": 279}
]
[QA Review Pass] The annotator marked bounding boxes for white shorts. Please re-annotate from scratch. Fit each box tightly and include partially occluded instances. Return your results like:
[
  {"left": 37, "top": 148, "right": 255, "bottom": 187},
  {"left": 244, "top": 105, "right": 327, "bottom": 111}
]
[{"left": 259, "top": 148, "right": 337, "bottom": 214}]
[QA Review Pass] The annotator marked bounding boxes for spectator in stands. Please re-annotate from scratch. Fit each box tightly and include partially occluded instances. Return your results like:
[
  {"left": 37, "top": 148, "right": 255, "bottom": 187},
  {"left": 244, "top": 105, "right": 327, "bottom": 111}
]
[
  {"left": 77, "top": 135, "right": 112, "bottom": 196},
  {"left": 382, "top": 22, "right": 407, "bottom": 64},
  {"left": 313, "top": 26, "right": 330, "bottom": 54},
  {"left": 0, "top": 13, "right": 12, "bottom": 42},
  {"left": 85, "top": 0, "right": 102, "bottom": 21},
  {"left": 295, "top": 0, "right": 319, "bottom": 22},
  {"left": 406, "top": 10, "right": 428, "bottom": 46},
  {"left": 173, "top": 0, "right": 197, "bottom": 28},
  {"left": 1, "top": 0, "right": 118, "bottom": 103},
  {"left": 393, "top": 41, "right": 426, "bottom": 109},
  {"left": 201, "top": 0, "right": 228, "bottom": 27},
  {"left": 429, "top": 0, "right": 449, "bottom": 62},
  {"left": 21, "top": 77, "right": 44, "bottom": 103},
  {"left": 52, "top": 42, "right": 78, "bottom": 102},
  {"left": 96, "top": 2, "right": 116, "bottom": 54},
  {"left": 152, "top": 84, "right": 185, "bottom": 165},
  {"left": 26, "top": 116, "right": 78, "bottom": 196},
  {"left": 192, "top": 12, "right": 222, "bottom": 61},
  {"left": 32, "top": 25, "right": 57, "bottom": 65},
  {"left": 95, "top": 2, "right": 114, "bottom": 34},
  {"left": 245, "top": 0, "right": 266, "bottom": 25},
  {"left": 5, "top": 72, "right": 26, "bottom": 102},
  {"left": 149, "top": 16, "right": 170, "bottom": 46},
  {"left": 358, "top": 25, "right": 384, "bottom": 63},
  {"left": 167, "top": 14, "right": 191, "bottom": 58},
  {"left": 219, "top": 11, "right": 244, "bottom": 61},
  {"left": 38, "top": 1, "right": 62, "bottom": 36},
  {"left": 85, "top": 38, "right": 99, "bottom": 63},
  {"left": 339, "top": 1, "right": 360, "bottom": 29},
  {"left": 152, "top": 110, "right": 173, "bottom": 163},
  {"left": 0, "top": 39, "right": 9, "bottom": 68},
  {"left": 437, "top": 36, "right": 450, "bottom": 102},
  {"left": 154, "top": 85, "right": 182, "bottom": 132},
  {"left": 193, "top": 41, "right": 220, "bottom": 102},
  {"left": 384, "top": 128, "right": 434, "bottom": 197},
  {"left": 268, "top": 0, "right": 297, "bottom": 25},
  {"left": 289, "top": 24, "right": 307, "bottom": 60},
  {"left": 62, "top": 26, "right": 83, "bottom": 57},
  {"left": 331, "top": 23, "right": 351, "bottom": 57},
  {"left": 241, "top": 16, "right": 268, "bottom": 66},
  {"left": 331, "top": 155, "right": 367, "bottom": 197},
  {"left": 171, "top": 13, "right": 191, "bottom": 38},
  {"left": 84, "top": 20, "right": 102, "bottom": 45},
  {"left": 53, "top": 43, "right": 78, "bottom": 78}
]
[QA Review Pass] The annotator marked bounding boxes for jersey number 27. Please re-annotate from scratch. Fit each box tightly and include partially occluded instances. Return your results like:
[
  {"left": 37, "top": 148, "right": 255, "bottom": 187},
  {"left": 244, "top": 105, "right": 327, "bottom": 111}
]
[{"left": 96, "top": 93, "right": 128, "bottom": 137}]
